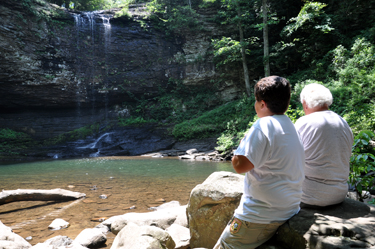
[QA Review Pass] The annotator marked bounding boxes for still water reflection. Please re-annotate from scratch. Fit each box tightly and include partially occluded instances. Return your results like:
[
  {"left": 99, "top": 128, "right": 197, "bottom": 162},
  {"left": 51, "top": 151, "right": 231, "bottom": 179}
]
[{"left": 0, "top": 156, "right": 234, "bottom": 248}]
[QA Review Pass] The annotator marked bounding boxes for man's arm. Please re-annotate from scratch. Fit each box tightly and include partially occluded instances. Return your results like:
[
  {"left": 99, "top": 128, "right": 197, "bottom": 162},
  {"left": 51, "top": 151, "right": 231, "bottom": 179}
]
[{"left": 232, "top": 155, "right": 254, "bottom": 173}]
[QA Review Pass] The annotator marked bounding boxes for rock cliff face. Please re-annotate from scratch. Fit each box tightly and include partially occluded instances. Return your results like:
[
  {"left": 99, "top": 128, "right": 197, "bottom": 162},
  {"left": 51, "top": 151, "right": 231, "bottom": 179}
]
[{"left": 0, "top": 1, "right": 243, "bottom": 142}]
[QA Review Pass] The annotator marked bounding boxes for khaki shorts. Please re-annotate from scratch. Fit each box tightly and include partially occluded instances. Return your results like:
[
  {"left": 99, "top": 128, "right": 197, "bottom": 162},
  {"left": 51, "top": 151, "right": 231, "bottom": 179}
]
[{"left": 213, "top": 217, "right": 284, "bottom": 249}]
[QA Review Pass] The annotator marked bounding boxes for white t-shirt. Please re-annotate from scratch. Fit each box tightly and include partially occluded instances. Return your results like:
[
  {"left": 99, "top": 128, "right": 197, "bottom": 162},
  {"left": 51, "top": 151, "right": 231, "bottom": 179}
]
[
  {"left": 234, "top": 115, "right": 305, "bottom": 224},
  {"left": 295, "top": 110, "right": 353, "bottom": 206}
]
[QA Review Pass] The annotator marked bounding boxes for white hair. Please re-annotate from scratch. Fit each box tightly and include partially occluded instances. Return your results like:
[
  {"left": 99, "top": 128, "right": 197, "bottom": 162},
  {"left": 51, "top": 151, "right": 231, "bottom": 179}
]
[{"left": 300, "top": 83, "right": 333, "bottom": 109}]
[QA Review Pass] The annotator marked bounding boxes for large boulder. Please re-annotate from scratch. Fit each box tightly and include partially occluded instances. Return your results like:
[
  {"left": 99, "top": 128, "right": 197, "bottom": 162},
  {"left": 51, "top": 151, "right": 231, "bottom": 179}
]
[
  {"left": 0, "top": 220, "right": 32, "bottom": 249},
  {"left": 110, "top": 222, "right": 175, "bottom": 249},
  {"left": 186, "top": 171, "right": 244, "bottom": 249},
  {"left": 187, "top": 171, "right": 375, "bottom": 249}
]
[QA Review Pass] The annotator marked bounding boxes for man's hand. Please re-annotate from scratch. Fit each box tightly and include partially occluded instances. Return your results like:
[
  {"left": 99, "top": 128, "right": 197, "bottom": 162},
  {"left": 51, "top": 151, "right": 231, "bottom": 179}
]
[{"left": 232, "top": 155, "right": 254, "bottom": 173}]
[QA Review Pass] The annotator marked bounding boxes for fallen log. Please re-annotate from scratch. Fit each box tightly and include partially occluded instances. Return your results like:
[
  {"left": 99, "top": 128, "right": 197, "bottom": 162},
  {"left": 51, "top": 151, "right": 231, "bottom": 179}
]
[{"left": 0, "top": 188, "right": 86, "bottom": 205}]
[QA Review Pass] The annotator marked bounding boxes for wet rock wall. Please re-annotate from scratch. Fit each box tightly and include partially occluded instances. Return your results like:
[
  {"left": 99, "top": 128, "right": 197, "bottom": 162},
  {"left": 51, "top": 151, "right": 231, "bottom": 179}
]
[{"left": 0, "top": 1, "right": 243, "bottom": 143}]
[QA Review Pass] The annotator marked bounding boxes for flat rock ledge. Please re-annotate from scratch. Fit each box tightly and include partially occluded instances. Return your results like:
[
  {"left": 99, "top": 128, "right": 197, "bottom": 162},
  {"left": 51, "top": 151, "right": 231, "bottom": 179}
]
[{"left": 1, "top": 172, "right": 375, "bottom": 249}]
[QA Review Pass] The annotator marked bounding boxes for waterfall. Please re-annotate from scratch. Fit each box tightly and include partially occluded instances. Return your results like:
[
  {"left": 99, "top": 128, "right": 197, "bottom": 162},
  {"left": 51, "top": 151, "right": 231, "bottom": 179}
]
[
  {"left": 102, "top": 14, "right": 112, "bottom": 125},
  {"left": 73, "top": 11, "right": 113, "bottom": 124}
]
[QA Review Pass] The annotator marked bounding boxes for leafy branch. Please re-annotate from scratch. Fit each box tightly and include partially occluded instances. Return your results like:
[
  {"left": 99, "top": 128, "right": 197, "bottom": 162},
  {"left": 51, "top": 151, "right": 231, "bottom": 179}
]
[{"left": 349, "top": 130, "right": 375, "bottom": 202}]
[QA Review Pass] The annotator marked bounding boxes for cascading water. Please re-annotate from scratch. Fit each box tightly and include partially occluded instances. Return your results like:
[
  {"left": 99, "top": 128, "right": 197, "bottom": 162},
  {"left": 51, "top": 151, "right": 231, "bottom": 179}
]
[
  {"left": 78, "top": 132, "right": 112, "bottom": 150},
  {"left": 102, "top": 14, "right": 112, "bottom": 124},
  {"left": 73, "top": 11, "right": 113, "bottom": 123}
]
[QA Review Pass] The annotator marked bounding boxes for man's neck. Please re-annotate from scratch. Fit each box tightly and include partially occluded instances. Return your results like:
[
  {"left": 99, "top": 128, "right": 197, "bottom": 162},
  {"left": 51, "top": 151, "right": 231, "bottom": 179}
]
[{"left": 305, "top": 105, "right": 329, "bottom": 115}]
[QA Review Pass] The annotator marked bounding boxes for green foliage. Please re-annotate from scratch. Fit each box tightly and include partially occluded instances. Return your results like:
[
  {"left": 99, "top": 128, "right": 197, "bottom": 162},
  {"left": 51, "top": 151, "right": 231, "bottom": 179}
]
[
  {"left": 271, "top": 1, "right": 335, "bottom": 74},
  {"left": 217, "top": 0, "right": 256, "bottom": 26},
  {"left": 0, "top": 129, "right": 28, "bottom": 140},
  {"left": 120, "top": 78, "right": 223, "bottom": 127},
  {"left": 119, "top": 116, "right": 156, "bottom": 126},
  {"left": 285, "top": 105, "right": 304, "bottom": 123},
  {"left": 182, "top": 94, "right": 256, "bottom": 152},
  {"left": 282, "top": 2, "right": 333, "bottom": 36},
  {"left": 198, "top": 0, "right": 219, "bottom": 8},
  {"left": 333, "top": 38, "right": 375, "bottom": 87},
  {"left": 173, "top": 95, "right": 256, "bottom": 140},
  {"left": 44, "top": 0, "right": 144, "bottom": 11},
  {"left": 328, "top": 38, "right": 375, "bottom": 134},
  {"left": 215, "top": 115, "right": 257, "bottom": 153},
  {"left": 147, "top": 0, "right": 202, "bottom": 35},
  {"left": 349, "top": 130, "right": 375, "bottom": 202},
  {"left": 343, "top": 103, "right": 375, "bottom": 136},
  {"left": 0, "top": 129, "right": 33, "bottom": 156},
  {"left": 212, "top": 37, "right": 249, "bottom": 67},
  {"left": 114, "top": 8, "right": 132, "bottom": 19}
]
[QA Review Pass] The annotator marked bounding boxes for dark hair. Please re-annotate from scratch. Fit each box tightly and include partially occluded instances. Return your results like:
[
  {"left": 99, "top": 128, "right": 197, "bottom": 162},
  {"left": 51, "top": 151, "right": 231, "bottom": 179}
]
[{"left": 254, "top": 76, "right": 291, "bottom": 114}]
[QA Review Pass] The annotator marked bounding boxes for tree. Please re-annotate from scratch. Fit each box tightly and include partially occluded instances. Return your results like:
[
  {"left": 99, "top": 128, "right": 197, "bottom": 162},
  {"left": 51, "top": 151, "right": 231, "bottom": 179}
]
[
  {"left": 235, "top": 0, "right": 252, "bottom": 96},
  {"left": 216, "top": 0, "right": 286, "bottom": 92},
  {"left": 262, "top": 0, "right": 270, "bottom": 76},
  {"left": 216, "top": 0, "right": 255, "bottom": 96}
]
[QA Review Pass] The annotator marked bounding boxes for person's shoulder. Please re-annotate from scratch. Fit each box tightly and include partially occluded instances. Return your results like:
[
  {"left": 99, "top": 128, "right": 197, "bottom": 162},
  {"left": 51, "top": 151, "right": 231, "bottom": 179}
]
[
  {"left": 296, "top": 111, "right": 325, "bottom": 124},
  {"left": 258, "top": 115, "right": 293, "bottom": 130},
  {"left": 295, "top": 114, "right": 309, "bottom": 124},
  {"left": 328, "top": 111, "right": 351, "bottom": 127},
  {"left": 258, "top": 115, "right": 276, "bottom": 125}
]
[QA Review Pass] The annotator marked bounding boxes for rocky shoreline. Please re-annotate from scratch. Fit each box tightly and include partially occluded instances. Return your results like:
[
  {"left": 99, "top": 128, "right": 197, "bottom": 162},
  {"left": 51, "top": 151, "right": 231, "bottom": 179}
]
[{"left": 2, "top": 171, "right": 375, "bottom": 249}]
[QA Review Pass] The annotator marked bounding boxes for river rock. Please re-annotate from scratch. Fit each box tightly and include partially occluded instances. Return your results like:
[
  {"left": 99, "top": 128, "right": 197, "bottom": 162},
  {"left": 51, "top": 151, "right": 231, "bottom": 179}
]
[
  {"left": 74, "top": 228, "right": 106, "bottom": 248},
  {"left": 0, "top": 220, "right": 32, "bottom": 249},
  {"left": 110, "top": 222, "right": 175, "bottom": 249},
  {"left": 186, "top": 148, "right": 199, "bottom": 155},
  {"left": 106, "top": 202, "right": 187, "bottom": 234},
  {"left": 178, "top": 154, "right": 197, "bottom": 160},
  {"left": 187, "top": 171, "right": 244, "bottom": 249},
  {"left": 95, "top": 223, "right": 111, "bottom": 234},
  {"left": 165, "top": 224, "right": 190, "bottom": 249},
  {"left": 48, "top": 219, "right": 70, "bottom": 230},
  {"left": 31, "top": 235, "right": 87, "bottom": 249},
  {"left": 32, "top": 235, "right": 72, "bottom": 248}
]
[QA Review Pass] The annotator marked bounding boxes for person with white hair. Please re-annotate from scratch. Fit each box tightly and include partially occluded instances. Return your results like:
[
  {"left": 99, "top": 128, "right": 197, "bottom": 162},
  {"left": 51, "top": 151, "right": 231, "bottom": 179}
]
[{"left": 295, "top": 83, "right": 354, "bottom": 208}]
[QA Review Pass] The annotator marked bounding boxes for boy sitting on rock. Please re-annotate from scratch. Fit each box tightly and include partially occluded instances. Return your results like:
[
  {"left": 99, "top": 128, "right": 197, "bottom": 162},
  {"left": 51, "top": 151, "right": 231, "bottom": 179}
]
[{"left": 214, "top": 76, "right": 305, "bottom": 249}]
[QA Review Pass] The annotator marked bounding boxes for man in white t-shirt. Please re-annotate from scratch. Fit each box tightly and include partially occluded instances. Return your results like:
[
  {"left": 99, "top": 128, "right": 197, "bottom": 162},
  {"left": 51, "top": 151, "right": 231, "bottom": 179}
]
[
  {"left": 214, "top": 76, "right": 305, "bottom": 249},
  {"left": 295, "top": 83, "right": 353, "bottom": 208}
]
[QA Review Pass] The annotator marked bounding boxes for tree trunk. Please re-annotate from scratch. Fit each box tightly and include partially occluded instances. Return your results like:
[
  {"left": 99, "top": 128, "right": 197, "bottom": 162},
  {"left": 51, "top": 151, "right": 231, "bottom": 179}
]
[
  {"left": 0, "top": 189, "right": 86, "bottom": 205},
  {"left": 237, "top": 2, "right": 252, "bottom": 96},
  {"left": 263, "top": 0, "right": 270, "bottom": 76}
]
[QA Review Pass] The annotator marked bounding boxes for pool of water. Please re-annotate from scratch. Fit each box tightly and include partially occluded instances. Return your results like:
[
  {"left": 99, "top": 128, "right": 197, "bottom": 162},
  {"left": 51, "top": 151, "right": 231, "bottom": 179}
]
[{"left": 0, "top": 156, "right": 234, "bottom": 247}]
